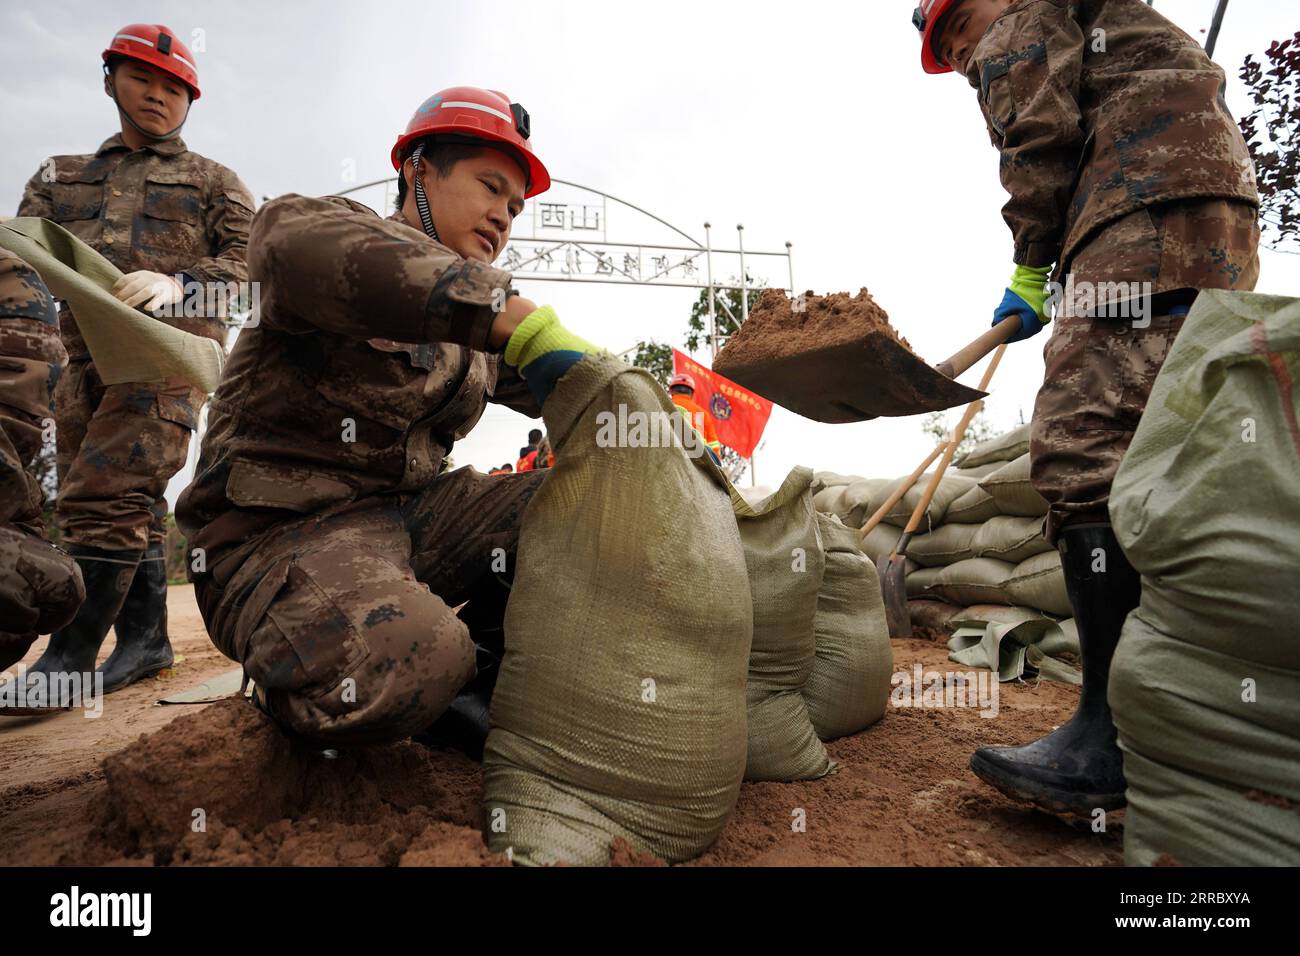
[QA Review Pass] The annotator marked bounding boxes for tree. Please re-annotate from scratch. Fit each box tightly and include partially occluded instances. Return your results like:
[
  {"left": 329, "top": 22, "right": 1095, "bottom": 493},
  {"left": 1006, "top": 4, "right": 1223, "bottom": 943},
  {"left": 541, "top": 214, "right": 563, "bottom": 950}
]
[
  {"left": 1240, "top": 32, "right": 1300, "bottom": 251},
  {"left": 920, "top": 408, "right": 999, "bottom": 459},
  {"left": 683, "top": 277, "right": 766, "bottom": 354}
]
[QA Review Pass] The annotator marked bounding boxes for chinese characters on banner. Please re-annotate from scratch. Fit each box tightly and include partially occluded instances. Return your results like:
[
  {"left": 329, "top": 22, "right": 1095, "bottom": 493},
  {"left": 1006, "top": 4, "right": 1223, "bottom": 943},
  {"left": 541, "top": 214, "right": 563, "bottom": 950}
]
[{"left": 672, "top": 349, "right": 773, "bottom": 458}]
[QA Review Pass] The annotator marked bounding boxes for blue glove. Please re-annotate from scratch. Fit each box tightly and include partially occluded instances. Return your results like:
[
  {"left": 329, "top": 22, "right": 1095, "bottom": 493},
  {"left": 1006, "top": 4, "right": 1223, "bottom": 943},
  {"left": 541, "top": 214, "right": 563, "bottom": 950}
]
[{"left": 993, "top": 264, "right": 1052, "bottom": 342}]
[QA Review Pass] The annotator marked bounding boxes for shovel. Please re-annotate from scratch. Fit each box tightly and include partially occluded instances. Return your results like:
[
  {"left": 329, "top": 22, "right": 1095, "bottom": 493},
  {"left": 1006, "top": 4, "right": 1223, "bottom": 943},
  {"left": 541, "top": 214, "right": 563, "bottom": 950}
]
[
  {"left": 877, "top": 334, "right": 1011, "bottom": 639},
  {"left": 714, "top": 311, "right": 1021, "bottom": 423}
]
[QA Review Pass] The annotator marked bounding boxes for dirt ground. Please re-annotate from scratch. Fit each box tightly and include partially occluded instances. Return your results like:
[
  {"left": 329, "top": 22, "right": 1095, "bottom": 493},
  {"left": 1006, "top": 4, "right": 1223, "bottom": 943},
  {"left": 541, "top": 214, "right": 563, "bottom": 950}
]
[{"left": 0, "top": 585, "right": 1122, "bottom": 866}]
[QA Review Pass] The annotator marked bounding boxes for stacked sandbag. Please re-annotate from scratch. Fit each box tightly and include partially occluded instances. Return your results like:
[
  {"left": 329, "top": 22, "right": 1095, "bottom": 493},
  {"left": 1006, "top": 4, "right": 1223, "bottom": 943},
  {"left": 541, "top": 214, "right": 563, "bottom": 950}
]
[
  {"left": 1108, "top": 290, "right": 1300, "bottom": 866},
  {"left": 811, "top": 424, "right": 1076, "bottom": 682},
  {"left": 484, "top": 353, "right": 753, "bottom": 866},
  {"left": 803, "top": 513, "right": 893, "bottom": 741},
  {"left": 731, "top": 468, "right": 835, "bottom": 782}
]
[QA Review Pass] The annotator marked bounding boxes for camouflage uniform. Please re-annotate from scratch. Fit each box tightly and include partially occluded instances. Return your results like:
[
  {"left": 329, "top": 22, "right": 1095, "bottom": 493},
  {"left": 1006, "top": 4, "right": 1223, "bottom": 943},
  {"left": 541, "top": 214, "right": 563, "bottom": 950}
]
[
  {"left": 0, "top": 249, "right": 83, "bottom": 669},
  {"left": 966, "top": 0, "right": 1260, "bottom": 542},
  {"left": 17, "top": 134, "right": 254, "bottom": 551},
  {"left": 176, "top": 194, "right": 545, "bottom": 745}
]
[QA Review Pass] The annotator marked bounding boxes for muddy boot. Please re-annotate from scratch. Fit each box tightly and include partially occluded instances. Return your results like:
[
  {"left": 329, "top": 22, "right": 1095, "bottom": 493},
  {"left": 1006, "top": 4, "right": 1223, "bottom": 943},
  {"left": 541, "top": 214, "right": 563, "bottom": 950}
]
[
  {"left": 98, "top": 543, "right": 174, "bottom": 693},
  {"left": 22, "top": 546, "right": 143, "bottom": 707},
  {"left": 969, "top": 524, "right": 1139, "bottom": 814}
]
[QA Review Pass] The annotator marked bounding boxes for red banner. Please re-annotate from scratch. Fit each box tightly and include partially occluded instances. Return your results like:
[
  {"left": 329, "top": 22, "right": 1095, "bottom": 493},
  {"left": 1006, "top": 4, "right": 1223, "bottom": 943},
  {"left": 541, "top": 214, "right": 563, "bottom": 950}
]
[{"left": 672, "top": 349, "right": 773, "bottom": 458}]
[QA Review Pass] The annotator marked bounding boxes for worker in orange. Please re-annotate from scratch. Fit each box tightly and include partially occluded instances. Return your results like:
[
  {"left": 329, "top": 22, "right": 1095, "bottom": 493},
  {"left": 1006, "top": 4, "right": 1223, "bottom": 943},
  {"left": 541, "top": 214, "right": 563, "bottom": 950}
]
[{"left": 668, "top": 373, "right": 722, "bottom": 463}]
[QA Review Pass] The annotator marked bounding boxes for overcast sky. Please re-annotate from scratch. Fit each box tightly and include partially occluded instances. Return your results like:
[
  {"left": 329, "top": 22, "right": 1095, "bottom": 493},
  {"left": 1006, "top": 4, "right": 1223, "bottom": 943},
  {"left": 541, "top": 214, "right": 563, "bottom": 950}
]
[{"left": 2, "top": 0, "right": 1296, "bottom": 503}]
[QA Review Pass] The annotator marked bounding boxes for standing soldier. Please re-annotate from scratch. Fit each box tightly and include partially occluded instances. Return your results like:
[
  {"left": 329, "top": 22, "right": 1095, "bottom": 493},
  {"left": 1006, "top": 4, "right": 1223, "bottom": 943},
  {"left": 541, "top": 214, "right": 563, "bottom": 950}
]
[
  {"left": 16, "top": 24, "right": 254, "bottom": 694},
  {"left": 0, "top": 249, "right": 84, "bottom": 674},
  {"left": 912, "top": 0, "right": 1259, "bottom": 813}
]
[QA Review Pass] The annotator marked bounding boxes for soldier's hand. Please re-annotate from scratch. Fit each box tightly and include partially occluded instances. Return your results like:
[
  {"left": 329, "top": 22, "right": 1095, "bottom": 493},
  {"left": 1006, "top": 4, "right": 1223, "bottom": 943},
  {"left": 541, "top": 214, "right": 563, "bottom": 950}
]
[
  {"left": 489, "top": 293, "right": 540, "bottom": 350},
  {"left": 112, "top": 270, "right": 185, "bottom": 313}
]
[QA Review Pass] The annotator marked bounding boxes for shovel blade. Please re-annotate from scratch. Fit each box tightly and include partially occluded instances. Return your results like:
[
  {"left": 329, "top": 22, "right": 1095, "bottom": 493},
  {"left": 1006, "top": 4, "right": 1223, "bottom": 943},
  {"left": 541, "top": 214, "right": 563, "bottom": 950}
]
[
  {"left": 714, "top": 332, "right": 987, "bottom": 423},
  {"left": 876, "top": 552, "right": 913, "bottom": 639}
]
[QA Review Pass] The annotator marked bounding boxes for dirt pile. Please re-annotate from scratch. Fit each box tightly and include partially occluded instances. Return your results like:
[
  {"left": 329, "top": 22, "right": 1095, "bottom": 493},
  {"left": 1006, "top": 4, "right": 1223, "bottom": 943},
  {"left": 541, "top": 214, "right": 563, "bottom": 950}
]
[
  {"left": 716, "top": 288, "right": 914, "bottom": 370},
  {"left": 1, "top": 640, "right": 1123, "bottom": 867},
  {"left": 9, "top": 699, "right": 504, "bottom": 866}
]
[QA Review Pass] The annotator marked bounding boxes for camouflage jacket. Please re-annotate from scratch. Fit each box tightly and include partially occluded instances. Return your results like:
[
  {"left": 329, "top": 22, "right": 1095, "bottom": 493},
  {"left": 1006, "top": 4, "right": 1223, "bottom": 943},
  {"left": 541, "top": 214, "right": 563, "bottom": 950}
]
[
  {"left": 0, "top": 248, "right": 64, "bottom": 530},
  {"left": 17, "top": 133, "right": 255, "bottom": 359},
  {"left": 967, "top": 0, "right": 1258, "bottom": 274},
  {"left": 175, "top": 194, "right": 542, "bottom": 558}
]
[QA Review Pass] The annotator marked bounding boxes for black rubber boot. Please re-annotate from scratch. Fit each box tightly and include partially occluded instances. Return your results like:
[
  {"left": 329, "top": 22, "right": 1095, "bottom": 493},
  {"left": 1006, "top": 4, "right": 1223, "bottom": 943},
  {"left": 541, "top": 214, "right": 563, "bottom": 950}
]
[
  {"left": 969, "top": 523, "right": 1140, "bottom": 814},
  {"left": 22, "top": 545, "right": 143, "bottom": 706},
  {"left": 415, "top": 569, "right": 512, "bottom": 760},
  {"left": 98, "top": 542, "right": 174, "bottom": 693},
  {"left": 413, "top": 644, "right": 500, "bottom": 761}
]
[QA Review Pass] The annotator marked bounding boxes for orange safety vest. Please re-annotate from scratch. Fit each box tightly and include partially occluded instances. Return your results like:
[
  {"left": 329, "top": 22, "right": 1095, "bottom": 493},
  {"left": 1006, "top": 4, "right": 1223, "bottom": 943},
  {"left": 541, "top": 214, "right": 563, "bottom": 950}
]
[{"left": 671, "top": 393, "right": 721, "bottom": 452}]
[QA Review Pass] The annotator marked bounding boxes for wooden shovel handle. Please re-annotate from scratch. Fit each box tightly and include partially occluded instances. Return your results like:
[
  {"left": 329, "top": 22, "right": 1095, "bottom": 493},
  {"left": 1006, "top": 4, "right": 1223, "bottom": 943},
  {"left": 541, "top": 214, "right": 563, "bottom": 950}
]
[
  {"left": 859, "top": 442, "right": 945, "bottom": 539},
  {"left": 935, "top": 317, "right": 1019, "bottom": 380},
  {"left": 892, "top": 344, "right": 1008, "bottom": 552}
]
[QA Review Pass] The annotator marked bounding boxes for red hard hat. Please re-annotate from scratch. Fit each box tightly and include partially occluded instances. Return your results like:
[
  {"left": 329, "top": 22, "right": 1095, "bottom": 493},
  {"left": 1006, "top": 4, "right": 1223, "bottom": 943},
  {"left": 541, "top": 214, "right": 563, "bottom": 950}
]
[
  {"left": 102, "top": 24, "right": 201, "bottom": 99},
  {"left": 391, "top": 86, "right": 550, "bottom": 198},
  {"left": 670, "top": 373, "right": 696, "bottom": 392},
  {"left": 912, "top": 0, "right": 959, "bottom": 75}
]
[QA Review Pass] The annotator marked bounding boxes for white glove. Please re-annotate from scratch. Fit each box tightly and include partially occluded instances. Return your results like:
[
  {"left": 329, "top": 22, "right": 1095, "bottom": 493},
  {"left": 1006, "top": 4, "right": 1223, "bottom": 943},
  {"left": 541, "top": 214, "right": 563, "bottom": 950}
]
[{"left": 111, "top": 270, "right": 185, "bottom": 312}]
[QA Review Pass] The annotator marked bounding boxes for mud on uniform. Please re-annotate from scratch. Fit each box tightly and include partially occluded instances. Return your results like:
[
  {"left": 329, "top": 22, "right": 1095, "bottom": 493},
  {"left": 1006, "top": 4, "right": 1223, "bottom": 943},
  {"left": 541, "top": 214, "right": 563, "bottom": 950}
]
[
  {"left": 177, "top": 194, "right": 546, "bottom": 745},
  {"left": 966, "top": 0, "right": 1260, "bottom": 542},
  {"left": 0, "top": 249, "right": 83, "bottom": 668},
  {"left": 18, "top": 134, "right": 254, "bottom": 551}
]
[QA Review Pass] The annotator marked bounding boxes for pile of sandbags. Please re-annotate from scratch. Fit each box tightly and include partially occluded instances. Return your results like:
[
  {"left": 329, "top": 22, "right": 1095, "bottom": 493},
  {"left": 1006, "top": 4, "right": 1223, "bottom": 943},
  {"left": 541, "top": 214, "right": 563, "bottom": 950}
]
[
  {"left": 813, "top": 423, "right": 1079, "bottom": 682},
  {"left": 485, "top": 354, "right": 894, "bottom": 865},
  {"left": 730, "top": 468, "right": 894, "bottom": 780},
  {"left": 1108, "top": 290, "right": 1300, "bottom": 866}
]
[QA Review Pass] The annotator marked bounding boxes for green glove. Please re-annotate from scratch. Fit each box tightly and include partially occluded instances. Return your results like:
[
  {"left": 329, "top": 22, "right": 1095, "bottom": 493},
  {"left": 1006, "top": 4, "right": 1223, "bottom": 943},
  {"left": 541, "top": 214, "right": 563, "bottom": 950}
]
[
  {"left": 504, "top": 305, "right": 602, "bottom": 405},
  {"left": 993, "top": 264, "right": 1053, "bottom": 343},
  {"left": 1008, "top": 264, "right": 1052, "bottom": 319}
]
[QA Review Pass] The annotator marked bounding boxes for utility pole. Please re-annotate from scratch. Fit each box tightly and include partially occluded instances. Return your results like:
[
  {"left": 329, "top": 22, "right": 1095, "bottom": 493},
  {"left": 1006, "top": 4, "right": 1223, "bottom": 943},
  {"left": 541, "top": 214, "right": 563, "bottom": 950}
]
[{"left": 1205, "top": 0, "right": 1229, "bottom": 59}]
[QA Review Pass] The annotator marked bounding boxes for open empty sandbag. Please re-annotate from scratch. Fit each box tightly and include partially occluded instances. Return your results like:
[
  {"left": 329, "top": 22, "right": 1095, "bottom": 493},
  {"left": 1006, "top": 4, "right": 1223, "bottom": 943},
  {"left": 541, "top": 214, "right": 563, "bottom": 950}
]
[
  {"left": 732, "top": 467, "right": 835, "bottom": 782},
  {"left": 484, "top": 353, "right": 753, "bottom": 866}
]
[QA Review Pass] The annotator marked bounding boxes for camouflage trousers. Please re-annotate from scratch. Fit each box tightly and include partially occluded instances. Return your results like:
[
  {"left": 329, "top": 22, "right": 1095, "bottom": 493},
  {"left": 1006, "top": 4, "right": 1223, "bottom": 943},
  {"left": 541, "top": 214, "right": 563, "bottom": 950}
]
[
  {"left": 193, "top": 466, "right": 547, "bottom": 746},
  {"left": 1031, "top": 198, "right": 1260, "bottom": 544},
  {"left": 55, "top": 360, "right": 204, "bottom": 551}
]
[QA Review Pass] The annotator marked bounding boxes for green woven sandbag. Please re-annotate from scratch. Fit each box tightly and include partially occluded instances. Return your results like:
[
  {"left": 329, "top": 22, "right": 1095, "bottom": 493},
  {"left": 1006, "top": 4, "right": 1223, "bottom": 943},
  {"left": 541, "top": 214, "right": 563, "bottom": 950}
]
[
  {"left": 954, "top": 423, "right": 1030, "bottom": 469},
  {"left": 907, "top": 522, "right": 979, "bottom": 568},
  {"left": 978, "top": 453, "right": 1049, "bottom": 518},
  {"left": 905, "top": 566, "right": 944, "bottom": 599},
  {"left": 1003, "top": 550, "right": 1071, "bottom": 616},
  {"left": 944, "top": 484, "right": 1002, "bottom": 524},
  {"left": 882, "top": 473, "right": 978, "bottom": 530},
  {"left": 1108, "top": 291, "right": 1300, "bottom": 865},
  {"left": 732, "top": 468, "right": 834, "bottom": 782},
  {"left": 859, "top": 523, "right": 918, "bottom": 576},
  {"left": 803, "top": 513, "right": 893, "bottom": 741},
  {"left": 971, "top": 515, "right": 1052, "bottom": 564},
  {"left": 484, "top": 353, "right": 753, "bottom": 866},
  {"left": 926, "top": 557, "right": 1016, "bottom": 606}
]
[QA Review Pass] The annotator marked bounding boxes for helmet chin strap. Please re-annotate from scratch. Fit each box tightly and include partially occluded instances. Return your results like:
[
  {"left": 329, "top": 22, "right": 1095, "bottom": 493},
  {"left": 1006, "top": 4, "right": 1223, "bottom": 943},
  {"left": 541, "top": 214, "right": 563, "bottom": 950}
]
[
  {"left": 409, "top": 142, "right": 441, "bottom": 242},
  {"left": 106, "top": 71, "right": 190, "bottom": 142}
]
